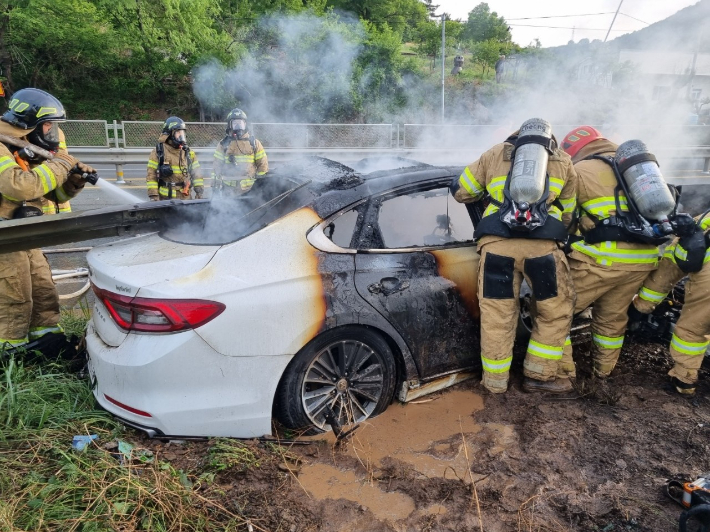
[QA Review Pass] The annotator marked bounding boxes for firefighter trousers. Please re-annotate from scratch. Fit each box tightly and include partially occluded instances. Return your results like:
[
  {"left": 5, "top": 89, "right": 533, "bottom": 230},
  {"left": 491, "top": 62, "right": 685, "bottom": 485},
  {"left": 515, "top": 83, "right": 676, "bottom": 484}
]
[
  {"left": 478, "top": 239, "right": 575, "bottom": 393},
  {"left": 0, "top": 249, "right": 61, "bottom": 348},
  {"left": 669, "top": 261, "right": 710, "bottom": 384},
  {"left": 633, "top": 257, "right": 710, "bottom": 385},
  {"left": 561, "top": 258, "right": 650, "bottom": 378}
]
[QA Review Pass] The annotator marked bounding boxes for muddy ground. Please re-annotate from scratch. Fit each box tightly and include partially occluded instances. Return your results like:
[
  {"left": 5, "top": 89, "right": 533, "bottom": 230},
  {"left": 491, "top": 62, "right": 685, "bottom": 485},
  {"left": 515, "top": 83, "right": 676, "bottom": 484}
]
[{"left": 135, "top": 336, "right": 710, "bottom": 532}]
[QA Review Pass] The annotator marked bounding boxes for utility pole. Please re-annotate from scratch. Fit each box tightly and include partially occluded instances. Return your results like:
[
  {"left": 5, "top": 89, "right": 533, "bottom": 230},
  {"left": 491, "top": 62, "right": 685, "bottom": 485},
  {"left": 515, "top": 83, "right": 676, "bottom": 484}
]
[
  {"left": 604, "top": 0, "right": 623, "bottom": 43},
  {"left": 441, "top": 13, "right": 446, "bottom": 122}
]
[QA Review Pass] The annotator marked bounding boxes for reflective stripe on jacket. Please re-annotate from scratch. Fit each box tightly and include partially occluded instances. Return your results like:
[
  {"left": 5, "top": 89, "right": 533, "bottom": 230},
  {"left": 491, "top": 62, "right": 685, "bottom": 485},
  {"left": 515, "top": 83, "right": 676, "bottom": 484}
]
[
  {"left": 212, "top": 135, "right": 269, "bottom": 182},
  {"left": 146, "top": 142, "right": 204, "bottom": 198}
]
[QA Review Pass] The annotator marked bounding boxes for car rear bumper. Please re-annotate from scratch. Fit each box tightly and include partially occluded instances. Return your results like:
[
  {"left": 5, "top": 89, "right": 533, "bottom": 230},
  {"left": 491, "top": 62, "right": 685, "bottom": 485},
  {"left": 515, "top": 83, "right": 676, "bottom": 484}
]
[{"left": 86, "top": 320, "right": 293, "bottom": 438}]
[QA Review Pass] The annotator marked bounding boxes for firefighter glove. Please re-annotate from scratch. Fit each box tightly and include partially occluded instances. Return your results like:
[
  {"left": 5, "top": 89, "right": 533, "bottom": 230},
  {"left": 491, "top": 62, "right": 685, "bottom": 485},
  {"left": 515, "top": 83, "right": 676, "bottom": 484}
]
[
  {"left": 54, "top": 152, "right": 79, "bottom": 170},
  {"left": 69, "top": 163, "right": 99, "bottom": 185},
  {"left": 77, "top": 161, "right": 96, "bottom": 174},
  {"left": 149, "top": 195, "right": 159, "bottom": 202},
  {"left": 671, "top": 213, "right": 696, "bottom": 238},
  {"left": 67, "top": 171, "right": 87, "bottom": 188}
]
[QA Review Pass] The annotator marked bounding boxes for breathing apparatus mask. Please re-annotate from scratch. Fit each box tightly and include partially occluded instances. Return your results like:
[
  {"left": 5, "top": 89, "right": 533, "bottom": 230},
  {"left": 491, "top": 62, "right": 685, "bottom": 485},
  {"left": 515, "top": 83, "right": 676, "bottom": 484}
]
[
  {"left": 26, "top": 122, "right": 61, "bottom": 157},
  {"left": 229, "top": 118, "right": 247, "bottom": 139},
  {"left": 167, "top": 129, "right": 188, "bottom": 150}
]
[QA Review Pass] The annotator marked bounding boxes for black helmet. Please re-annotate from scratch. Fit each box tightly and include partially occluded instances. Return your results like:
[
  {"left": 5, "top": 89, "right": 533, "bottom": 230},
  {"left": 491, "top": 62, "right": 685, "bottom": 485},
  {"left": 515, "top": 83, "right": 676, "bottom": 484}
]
[
  {"left": 226, "top": 108, "right": 248, "bottom": 138},
  {"left": 2, "top": 88, "right": 67, "bottom": 153},
  {"left": 162, "top": 116, "right": 187, "bottom": 148},
  {"left": 2, "top": 88, "right": 66, "bottom": 130}
]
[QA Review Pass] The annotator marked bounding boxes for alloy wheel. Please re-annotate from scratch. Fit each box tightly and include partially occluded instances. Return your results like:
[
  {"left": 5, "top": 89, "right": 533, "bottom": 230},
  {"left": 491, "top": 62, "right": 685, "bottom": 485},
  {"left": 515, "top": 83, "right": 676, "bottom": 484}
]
[{"left": 301, "top": 339, "right": 385, "bottom": 430}]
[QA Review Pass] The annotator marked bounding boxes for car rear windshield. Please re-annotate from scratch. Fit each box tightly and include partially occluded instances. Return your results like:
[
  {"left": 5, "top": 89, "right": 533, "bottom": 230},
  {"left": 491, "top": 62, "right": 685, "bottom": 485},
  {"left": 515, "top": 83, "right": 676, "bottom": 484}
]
[{"left": 160, "top": 177, "right": 313, "bottom": 246}]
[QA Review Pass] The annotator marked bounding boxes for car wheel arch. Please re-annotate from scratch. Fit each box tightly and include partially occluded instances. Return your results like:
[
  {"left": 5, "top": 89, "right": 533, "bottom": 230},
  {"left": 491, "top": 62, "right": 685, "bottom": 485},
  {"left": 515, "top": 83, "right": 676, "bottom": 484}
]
[{"left": 271, "top": 323, "right": 416, "bottom": 424}]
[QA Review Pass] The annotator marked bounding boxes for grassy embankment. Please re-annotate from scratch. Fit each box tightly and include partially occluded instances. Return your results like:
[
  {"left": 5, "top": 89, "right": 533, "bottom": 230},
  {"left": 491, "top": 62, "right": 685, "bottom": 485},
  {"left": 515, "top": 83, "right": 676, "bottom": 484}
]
[{"left": 0, "top": 307, "right": 293, "bottom": 531}]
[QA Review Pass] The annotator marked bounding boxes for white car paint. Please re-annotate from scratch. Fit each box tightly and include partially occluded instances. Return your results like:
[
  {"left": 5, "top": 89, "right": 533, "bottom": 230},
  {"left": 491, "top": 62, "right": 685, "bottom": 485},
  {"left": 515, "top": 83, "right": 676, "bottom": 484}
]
[{"left": 87, "top": 207, "right": 328, "bottom": 437}]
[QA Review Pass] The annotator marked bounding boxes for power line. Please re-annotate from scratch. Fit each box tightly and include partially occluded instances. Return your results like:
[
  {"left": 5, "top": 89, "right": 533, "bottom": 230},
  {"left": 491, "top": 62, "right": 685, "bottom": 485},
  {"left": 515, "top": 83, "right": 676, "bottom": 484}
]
[
  {"left": 506, "top": 12, "right": 614, "bottom": 20},
  {"left": 618, "top": 12, "right": 650, "bottom": 25},
  {"left": 506, "top": 10, "right": 650, "bottom": 26},
  {"left": 508, "top": 23, "right": 632, "bottom": 31}
]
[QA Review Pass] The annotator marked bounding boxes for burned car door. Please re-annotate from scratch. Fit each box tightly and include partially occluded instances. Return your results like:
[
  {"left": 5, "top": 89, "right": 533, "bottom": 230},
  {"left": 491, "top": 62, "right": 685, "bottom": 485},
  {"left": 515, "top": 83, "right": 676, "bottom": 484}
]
[{"left": 353, "top": 182, "right": 481, "bottom": 379}]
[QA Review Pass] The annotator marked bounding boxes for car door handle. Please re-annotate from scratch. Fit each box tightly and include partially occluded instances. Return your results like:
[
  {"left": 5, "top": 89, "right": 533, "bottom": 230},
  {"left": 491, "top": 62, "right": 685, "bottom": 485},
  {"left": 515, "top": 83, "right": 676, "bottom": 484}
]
[{"left": 368, "top": 277, "right": 410, "bottom": 295}]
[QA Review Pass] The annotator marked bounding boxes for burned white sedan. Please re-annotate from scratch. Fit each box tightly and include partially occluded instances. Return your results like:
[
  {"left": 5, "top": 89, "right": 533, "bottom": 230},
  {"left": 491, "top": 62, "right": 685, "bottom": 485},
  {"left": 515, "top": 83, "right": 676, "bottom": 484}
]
[{"left": 84, "top": 158, "right": 484, "bottom": 437}]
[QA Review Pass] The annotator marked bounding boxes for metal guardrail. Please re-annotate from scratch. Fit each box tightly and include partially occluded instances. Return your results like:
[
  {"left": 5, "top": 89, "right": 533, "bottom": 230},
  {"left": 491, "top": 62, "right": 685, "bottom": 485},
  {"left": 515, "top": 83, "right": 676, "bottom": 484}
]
[
  {"left": 64, "top": 120, "right": 710, "bottom": 149},
  {"left": 58, "top": 121, "right": 710, "bottom": 184},
  {"left": 71, "top": 145, "right": 710, "bottom": 183}
]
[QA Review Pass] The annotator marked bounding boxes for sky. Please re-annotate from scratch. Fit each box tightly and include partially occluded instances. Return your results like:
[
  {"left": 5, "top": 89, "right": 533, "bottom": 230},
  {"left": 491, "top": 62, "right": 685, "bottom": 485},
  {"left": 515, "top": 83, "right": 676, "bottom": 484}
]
[{"left": 434, "top": 0, "right": 700, "bottom": 48}]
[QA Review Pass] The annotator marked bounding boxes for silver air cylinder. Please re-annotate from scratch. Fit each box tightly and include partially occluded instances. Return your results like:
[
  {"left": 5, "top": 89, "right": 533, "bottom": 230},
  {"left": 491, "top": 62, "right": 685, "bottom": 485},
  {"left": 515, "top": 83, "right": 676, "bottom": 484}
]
[
  {"left": 614, "top": 140, "right": 675, "bottom": 222},
  {"left": 510, "top": 118, "right": 552, "bottom": 204}
]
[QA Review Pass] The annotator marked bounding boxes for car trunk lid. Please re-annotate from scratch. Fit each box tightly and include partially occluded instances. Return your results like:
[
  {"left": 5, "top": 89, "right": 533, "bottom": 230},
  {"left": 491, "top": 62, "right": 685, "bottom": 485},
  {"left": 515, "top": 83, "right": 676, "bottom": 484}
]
[{"left": 88, "top": 234, "right": 220, "bottom": 346}]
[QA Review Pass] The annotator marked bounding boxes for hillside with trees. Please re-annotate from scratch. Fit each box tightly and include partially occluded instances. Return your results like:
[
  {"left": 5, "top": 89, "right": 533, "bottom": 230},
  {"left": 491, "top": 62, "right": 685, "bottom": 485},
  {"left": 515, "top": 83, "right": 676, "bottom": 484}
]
[{"left": 0, "top": 0, "right": 532, "bottom": 122}]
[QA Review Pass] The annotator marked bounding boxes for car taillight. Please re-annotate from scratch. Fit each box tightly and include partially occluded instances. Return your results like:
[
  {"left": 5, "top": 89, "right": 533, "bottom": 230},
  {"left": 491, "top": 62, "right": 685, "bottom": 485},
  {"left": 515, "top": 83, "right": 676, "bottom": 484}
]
[{"left": 91, "top": 283, "right": 225, "bottom": 333}]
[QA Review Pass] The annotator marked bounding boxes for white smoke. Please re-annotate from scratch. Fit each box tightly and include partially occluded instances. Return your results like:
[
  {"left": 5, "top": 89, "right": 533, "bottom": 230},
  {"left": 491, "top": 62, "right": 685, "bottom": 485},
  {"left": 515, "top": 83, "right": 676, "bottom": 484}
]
[
  {"left": 193, "top": 11, "right": 365, "bottom": 124},
  {"left": 189, "top": 5, "right": 710, "bottom": 208}
]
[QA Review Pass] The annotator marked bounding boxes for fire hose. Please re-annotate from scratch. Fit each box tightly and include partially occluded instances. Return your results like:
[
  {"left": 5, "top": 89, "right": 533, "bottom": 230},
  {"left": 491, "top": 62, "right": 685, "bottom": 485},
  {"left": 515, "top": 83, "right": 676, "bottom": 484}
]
[{"left": 51, "top": 267, "right": 90, "bottom": 301}]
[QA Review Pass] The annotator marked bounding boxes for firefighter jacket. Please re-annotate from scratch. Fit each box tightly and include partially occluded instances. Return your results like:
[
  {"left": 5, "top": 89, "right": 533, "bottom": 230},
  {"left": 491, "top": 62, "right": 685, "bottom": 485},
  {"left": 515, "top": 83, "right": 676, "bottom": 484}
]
[
  {"left": 146, "top": 135, "right": 204, "bottom": 199},
  {"left": 40, "top": 128, "right": 80, "bottom": 214},
  {"left": 568, "top": 139, "right": 660, "bottom": 270},
  {"left": 212, "top": 134, "right": 268, "bottom": 191},
  {"left": 0, "top": 121, "right": 76, "bottom": 220},
  {"left": 453, "top": 136, "right": 577, "bottom": 247}
]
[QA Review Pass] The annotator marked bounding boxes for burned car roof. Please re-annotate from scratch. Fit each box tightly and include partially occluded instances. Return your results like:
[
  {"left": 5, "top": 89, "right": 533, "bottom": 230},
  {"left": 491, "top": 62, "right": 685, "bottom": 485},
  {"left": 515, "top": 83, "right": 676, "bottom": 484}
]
[{"left": 160, "top": 157, "right": 463, "bottom": 246}]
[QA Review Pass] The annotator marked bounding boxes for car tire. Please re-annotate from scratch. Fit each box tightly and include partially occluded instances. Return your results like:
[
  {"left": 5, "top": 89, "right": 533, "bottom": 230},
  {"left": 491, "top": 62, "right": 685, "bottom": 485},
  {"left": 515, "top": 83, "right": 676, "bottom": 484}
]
[
  {"left": 516, "top": 283, "right": 534, "bottom": 343},
  {"left": 275, "top": 326, "right": 397, "bottom": 434}
]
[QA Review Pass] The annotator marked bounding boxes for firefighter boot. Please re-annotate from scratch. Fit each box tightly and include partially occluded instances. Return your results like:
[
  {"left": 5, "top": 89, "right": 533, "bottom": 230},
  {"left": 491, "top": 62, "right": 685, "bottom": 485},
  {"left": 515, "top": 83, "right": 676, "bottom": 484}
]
[{"left": 522, "top": 376, "right": 574, "bottom": 394}]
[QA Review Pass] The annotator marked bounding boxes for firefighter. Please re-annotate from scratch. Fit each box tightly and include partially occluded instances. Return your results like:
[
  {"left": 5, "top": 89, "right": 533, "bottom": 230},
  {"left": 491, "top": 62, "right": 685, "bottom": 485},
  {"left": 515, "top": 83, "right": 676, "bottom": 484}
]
[
  {"left": 560, "top": 127, "right": 686, "bottom": 379},
  {"left": 631, "top": 210, "right": 710, "bottom": 395},
  {"left": 0, "top": 88, "right": 95, "bottom": 351},
  {"left": 147, "top": 117, "right": 204, "bottom": 201},
  {"left": 212, "top": 108, "right": 268, "bottom": 195},
  {"left": 452, "top": 118, "right": 578, "bottom": 394}
]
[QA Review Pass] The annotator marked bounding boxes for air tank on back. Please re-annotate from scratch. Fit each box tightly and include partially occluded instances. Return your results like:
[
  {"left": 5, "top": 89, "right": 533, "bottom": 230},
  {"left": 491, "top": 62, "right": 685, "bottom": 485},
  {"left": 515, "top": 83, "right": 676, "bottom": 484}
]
[
  {"left": 509, "top": 118, "right": 551, "bottom": 204},
  {"left": 614, "top": 140, "right": 675, "bottom": 222}
]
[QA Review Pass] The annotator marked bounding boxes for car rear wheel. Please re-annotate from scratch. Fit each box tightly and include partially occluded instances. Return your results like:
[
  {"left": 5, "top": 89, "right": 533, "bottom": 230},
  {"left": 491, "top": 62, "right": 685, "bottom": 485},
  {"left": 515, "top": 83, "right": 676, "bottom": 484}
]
[{"left": 275, "top": 327, "right": 397, "bottom": 434}]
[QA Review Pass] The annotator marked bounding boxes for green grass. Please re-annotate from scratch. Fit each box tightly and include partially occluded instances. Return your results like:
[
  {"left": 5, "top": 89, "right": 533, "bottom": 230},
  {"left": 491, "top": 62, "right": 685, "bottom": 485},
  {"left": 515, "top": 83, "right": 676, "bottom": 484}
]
[
  {"left": 0, "top": 303, "right": 296, "bottom": 531},
  {"left": 0, "top": 337, "right": 289, "bottom": 532},
  {"left": 60, "top": 301, "right": 91, "bottom": 341}
]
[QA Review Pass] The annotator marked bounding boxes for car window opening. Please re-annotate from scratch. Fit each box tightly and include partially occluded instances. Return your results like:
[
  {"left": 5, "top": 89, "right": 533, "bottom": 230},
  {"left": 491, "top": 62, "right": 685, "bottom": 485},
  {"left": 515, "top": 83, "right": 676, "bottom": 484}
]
[{"left": 161, "top": 176, "right": 311, "bottom": 246}]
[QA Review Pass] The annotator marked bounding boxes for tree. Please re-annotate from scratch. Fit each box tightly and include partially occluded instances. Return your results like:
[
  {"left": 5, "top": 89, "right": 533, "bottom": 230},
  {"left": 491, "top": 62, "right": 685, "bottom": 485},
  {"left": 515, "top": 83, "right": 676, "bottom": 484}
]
[
  {"left": 326, "top": 0, "right": 429, "bottom": 38},
  {"left": 463, "top": 2, "right": 510, "bottom": 44},
  {"left": 470, "top": 38, "right": 500, "bottom": 76},
  {"left": 420, "top": 0, "right": 438, "bottom": 18}
]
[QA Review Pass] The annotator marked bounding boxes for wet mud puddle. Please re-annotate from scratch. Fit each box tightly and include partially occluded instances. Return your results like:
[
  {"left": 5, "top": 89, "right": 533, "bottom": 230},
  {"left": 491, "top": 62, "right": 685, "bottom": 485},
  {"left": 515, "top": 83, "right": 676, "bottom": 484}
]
[{"left": 298, "top": 389, "right": 516, "bottom": 522}]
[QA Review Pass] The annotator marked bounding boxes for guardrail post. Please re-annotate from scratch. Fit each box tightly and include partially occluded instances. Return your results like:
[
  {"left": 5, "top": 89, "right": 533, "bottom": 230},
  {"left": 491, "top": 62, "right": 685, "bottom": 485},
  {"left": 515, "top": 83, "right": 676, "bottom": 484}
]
[
  {"left": 703, "top": 156, "right": 710, "bottom": 175},
  {"left": 113, "top": 120, "right": 126, "bottom": 184},
  {"left": 115, "top": 163, "right": 126, "bottom": 184}
]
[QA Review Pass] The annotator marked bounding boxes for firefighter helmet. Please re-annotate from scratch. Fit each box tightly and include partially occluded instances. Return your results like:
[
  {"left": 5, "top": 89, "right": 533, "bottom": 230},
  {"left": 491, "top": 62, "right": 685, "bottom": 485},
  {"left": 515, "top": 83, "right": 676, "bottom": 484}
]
[
  {"left": 226, "top": 108, "right": 248, "bottom": 138},
  {"left": 561, "top": 126, "right": 603, "bottom": 160},
  {"left": 162, "top": 116, "right": 187, "bottom": 148},
  {"left": 1, "top": 88, "right": 66, "bottom": 130},
  {"left": 2, "top": 88, "right": 66, "bottom": 152}
]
